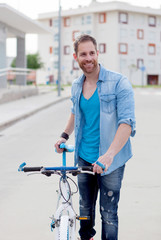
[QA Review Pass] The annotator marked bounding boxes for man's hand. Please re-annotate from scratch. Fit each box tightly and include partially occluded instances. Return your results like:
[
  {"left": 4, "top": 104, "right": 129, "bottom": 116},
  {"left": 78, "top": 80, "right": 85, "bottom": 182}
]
[
  {"left": 55, "top": 138, "right": 67, "bottom": 153},
  {"left": 93, "top": 152, "right": 113, "bottom": 174}
]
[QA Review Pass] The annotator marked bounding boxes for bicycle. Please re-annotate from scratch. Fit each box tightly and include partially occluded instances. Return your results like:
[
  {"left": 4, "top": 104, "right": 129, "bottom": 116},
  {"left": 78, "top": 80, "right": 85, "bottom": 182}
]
[{"left": 18, "top": 143, "right": 105, "bottom": 240}]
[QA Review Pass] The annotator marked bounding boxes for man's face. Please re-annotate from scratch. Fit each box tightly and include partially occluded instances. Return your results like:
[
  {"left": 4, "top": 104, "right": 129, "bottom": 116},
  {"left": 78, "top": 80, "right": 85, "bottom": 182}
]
[{"left": 74, "top": 41, "right": 99, "bottom": 74}]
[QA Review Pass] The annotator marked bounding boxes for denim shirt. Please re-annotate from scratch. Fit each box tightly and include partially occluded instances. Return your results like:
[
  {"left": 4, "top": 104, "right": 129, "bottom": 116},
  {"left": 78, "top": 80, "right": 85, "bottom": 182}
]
[{"left": 71, "top": 64, "right": 136, "bottom": 175}]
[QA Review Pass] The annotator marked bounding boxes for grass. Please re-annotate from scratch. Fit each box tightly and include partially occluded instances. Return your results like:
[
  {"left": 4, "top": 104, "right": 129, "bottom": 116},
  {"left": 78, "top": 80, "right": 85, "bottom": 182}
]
[{"left": 132, "top": 85, "right": 161, "bottom": 88}]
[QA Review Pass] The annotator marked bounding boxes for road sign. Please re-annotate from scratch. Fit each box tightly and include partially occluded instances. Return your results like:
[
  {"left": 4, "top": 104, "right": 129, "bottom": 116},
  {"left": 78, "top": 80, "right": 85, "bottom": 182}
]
[{"left": 140, "top": 66, "right": 146, "bottom": 72}]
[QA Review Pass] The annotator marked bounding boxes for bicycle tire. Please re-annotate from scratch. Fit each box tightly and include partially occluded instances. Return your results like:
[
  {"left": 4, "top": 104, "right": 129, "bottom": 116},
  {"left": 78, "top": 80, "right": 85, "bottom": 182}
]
[{"left": 59, "top": 215, "right": 69, "bottom": 240}]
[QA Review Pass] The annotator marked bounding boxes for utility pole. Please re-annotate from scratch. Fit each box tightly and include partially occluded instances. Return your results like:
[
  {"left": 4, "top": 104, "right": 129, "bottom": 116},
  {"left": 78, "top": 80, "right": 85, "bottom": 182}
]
[{"left": 58, "top": 0, "right": 61, "bottom": 96}]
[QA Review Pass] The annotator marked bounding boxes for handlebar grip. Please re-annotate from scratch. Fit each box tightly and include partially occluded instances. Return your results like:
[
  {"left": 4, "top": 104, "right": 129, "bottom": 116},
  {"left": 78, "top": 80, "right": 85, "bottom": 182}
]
[
  {"left": 95, "top": 161, "right": 105, "bottom": 170},
  {"left": 23, "top": 167, "right": 43, "bottom": 172},
  {"left": 59, "top": 143, "right": 74, "bottom": 152},
  {"left": 81, "top": 166, "right": 93, "bottom": 172}
]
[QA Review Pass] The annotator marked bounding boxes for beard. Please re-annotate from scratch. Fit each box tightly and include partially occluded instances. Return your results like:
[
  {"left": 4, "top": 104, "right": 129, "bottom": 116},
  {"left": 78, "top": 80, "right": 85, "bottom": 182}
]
[{"left": 78, "top": 59, "right": 98, "bottom": 74}]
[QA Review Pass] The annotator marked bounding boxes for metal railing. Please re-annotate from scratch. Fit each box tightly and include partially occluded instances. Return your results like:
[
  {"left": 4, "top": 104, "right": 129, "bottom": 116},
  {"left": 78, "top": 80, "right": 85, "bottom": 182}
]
[{"left": 0, "top": 67, "right": 36, "bottom": 85}]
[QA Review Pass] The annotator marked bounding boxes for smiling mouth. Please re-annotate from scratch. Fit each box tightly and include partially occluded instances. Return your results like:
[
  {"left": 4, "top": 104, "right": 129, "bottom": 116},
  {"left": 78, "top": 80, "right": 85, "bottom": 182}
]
[{"left": 84, "top": 63, "right": 93, "bottom": 67}]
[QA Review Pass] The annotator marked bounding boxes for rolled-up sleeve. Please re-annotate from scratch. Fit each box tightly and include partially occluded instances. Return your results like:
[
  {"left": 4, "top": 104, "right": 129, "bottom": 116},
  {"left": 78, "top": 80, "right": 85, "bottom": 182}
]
[
  {"left": 116, "top": 77, "right": 136, "bottom": 137},
  {"left": 70, "top": 85, "right": 75, "bottom": 115},
  {"left": 71, "top": 96, "right": 75, "bottom": 115}
]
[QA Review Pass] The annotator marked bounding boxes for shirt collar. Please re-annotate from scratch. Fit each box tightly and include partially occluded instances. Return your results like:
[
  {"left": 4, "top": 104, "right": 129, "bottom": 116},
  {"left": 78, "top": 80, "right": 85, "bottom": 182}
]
[{"left": 98, "top": 64, "right": 106, "bottom": 82}]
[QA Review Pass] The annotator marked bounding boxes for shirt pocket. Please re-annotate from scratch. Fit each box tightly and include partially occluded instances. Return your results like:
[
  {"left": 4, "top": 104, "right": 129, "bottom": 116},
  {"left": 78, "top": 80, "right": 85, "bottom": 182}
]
[{"left": 100, "top": 94, "right": 116, "bottom": 113}]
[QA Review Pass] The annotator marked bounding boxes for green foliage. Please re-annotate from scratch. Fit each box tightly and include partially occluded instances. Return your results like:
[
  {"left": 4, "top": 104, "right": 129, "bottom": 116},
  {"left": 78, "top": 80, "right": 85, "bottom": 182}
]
[
  {"left": 27, "top": 53, "right": 44, "bottom": 69},
  {"left": 11, "top": 53, "right": 44, "bottom": 69},
  {"left": 11, "top": 58, "right": 16, "bottom": 68}
]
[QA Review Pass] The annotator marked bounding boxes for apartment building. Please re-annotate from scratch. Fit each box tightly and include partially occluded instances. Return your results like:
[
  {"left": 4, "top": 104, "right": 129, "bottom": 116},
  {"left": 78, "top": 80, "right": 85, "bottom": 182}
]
[{"left": 37, "top": 1, "right": 161, "bottom": 85}]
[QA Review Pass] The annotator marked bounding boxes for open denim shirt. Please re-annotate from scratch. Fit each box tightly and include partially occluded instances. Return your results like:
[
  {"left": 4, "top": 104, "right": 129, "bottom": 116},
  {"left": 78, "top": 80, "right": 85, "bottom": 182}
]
[{"left": 71, "top": 64, "right": 136, "bottom": 175}]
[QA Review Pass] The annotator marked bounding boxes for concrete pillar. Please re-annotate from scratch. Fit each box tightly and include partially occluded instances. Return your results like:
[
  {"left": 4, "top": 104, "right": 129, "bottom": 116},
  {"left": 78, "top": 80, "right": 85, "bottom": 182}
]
[
  {"left": 0, "top": 22, "right": 7, "bottom": 88},
  {"left": 16, "top": 36, "right": 26, "bottom": 85}
]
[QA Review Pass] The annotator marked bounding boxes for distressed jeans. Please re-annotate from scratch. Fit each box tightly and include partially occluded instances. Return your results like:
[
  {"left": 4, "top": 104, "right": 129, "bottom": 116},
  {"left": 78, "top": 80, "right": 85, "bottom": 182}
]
[{"left": 78, "top": 157, "right": 125, "bottom": 240}]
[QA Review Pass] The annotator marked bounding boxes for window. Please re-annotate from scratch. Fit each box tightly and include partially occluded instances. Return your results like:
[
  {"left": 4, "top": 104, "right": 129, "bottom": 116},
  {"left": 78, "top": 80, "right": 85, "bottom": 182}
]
[
  {"left": 53, "top": 19, "right": 59, "bottom": 28},
  {"left": 64, "top": 17, "right": 71, "bottom": 27},
  {"left": 54, "top": 48, "right": 58, "bottom": 55},
  {"left": 49, "top": 19, "right": 52, "bottom": 27},
  {"left": 148, "top": 44, "right": 156, "bottom": 55},
  {"left": 73, "top": 59, "right": 79, "bottom": 70},
  {"left": 99, "top": 13, "right": 106, "bottom": 23},
  {"left": 64, "top": 46, "right": 70, "bottom": 55},
  {"left": 49, "top": 47, "right": 53, "bottom": 54},
  {"left": 99, "top": 43, "right": 106, "bottom": 53},
  {"left": 137, "top": 29, "right": 144, "bottom": 39},
  {"left": 119, "top": 12, "right": 128, "bottom": 24},
  {"left": 72, "top": 31, "right": 80, "bottom": 41},
  {"left": 86, "top": 30, "right": 91, "bottom": 35},
  {"left": 54, "top": 61, "right": 58, "bottom": 69},
  {"left": 137, "top": 59, "right": 144, "bottom": 69},
  {"left": 119, "top": 43, "right": 128, "bottom": 54},
  {"left": 54, "top": 34, "right": 59, "bottom": 41},
  {"left": 86, "top": 15, "right": 92, "bottom": 24},
  {"left": 82, "top": 15, "right": 92, "bottom": 25},
  {"left": 148, "top": 16, "right": 156, "bottom": 27}
]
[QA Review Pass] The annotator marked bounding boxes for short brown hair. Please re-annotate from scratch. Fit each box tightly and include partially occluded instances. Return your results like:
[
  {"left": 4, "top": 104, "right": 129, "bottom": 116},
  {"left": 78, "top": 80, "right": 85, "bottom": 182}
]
[{"left": 73, "top": 34, "right": 97, "bottom": 55}]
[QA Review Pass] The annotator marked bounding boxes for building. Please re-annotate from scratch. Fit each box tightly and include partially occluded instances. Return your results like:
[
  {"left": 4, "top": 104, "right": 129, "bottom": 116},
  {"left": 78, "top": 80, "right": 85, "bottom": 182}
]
[
  {"left": 0, "top": 3, "right": 53, "bottom": 88},
  {"left": 37, "top": 0, "right": 161, "bottom": 86}
]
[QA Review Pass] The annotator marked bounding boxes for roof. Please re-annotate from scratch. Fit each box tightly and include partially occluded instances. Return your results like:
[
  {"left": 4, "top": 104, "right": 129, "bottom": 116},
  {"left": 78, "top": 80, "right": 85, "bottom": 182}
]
[
  {"left": 38, "top": 1, "right": 161, "bottom": 20},
  {"left": 0, "top": 4, "right": 53, "bottom": 37}
]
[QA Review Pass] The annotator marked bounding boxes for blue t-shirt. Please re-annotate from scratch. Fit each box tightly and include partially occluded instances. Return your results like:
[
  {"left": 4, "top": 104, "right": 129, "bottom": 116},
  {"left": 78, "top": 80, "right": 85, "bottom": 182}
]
[{"left": 78, "top": 88, "right": 100, "bottom": 163}]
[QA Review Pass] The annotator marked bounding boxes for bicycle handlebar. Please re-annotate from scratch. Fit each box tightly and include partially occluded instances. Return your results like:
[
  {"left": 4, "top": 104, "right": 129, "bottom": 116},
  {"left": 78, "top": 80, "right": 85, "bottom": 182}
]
[
  {"left": 18, "top": 144, "right": 105, "bottom": 174},
  {"left": 59, "top": 143, "right": 74, "bottom": 152}
]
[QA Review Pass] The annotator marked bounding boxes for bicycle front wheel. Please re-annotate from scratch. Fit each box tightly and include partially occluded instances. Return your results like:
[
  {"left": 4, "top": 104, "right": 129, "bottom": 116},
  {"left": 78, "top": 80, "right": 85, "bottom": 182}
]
[{"left": 59, "top": 215, "right": 69, "bottom": 240}]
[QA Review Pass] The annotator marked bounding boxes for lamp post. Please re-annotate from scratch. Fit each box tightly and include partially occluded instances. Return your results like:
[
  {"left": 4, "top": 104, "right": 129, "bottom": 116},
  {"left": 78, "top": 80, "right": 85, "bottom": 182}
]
[{"left": 58, "top": 0, "right": 61, "bottom": 96}]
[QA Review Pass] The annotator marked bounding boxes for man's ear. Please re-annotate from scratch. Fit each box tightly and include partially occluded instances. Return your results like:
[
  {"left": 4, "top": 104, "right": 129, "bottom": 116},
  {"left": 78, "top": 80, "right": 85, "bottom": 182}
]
[{"left": 73, "top": 53, "right": 77, "bottom": 61}]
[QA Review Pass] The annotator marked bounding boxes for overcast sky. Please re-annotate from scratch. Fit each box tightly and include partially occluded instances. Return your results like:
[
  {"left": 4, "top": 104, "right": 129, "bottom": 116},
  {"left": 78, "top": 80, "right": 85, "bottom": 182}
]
[{"left": 2, "top": 0, "right": 161, "bottom": 56}]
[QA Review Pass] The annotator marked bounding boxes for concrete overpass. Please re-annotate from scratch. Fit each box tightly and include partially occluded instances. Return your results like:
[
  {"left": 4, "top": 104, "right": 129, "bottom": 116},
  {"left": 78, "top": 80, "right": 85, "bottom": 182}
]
[{"left": 0, "top": 3, "right": 53, "bottom": 88}]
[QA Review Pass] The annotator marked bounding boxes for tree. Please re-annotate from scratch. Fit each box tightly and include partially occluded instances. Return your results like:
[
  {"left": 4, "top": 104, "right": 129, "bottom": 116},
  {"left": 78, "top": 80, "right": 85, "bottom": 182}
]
[{"left": 11, "top": 53, "right": 44, "bottom": 69}]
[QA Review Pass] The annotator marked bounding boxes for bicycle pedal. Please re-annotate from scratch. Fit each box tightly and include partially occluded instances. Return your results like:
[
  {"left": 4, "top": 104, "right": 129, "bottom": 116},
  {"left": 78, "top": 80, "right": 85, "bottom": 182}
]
[{"left": 76, "top": 215, "right": 90, "bottom": 220}]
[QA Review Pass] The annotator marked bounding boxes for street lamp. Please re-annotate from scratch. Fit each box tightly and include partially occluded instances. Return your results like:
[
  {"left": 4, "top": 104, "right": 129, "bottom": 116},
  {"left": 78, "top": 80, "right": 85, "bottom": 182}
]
[{"left": 58, "top": 0, "right": 61, "bottom": 96}]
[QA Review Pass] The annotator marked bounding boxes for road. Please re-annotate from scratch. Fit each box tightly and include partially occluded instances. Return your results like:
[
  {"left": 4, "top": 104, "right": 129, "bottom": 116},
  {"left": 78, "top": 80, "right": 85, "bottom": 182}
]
[{"left": 0, "top": 88, "right": 161, "bottom": 240}]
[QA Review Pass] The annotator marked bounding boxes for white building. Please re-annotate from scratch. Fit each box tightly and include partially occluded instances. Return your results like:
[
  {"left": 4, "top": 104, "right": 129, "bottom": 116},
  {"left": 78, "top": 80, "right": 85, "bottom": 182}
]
[{"left": 37, "top": 0, "right": 161, "bottom": 86}]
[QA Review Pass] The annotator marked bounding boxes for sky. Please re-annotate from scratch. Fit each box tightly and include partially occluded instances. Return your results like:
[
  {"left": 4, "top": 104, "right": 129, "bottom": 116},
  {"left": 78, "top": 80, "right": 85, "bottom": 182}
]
[{"left": 1, "top": 0, "right": 161, "bottom": 56}]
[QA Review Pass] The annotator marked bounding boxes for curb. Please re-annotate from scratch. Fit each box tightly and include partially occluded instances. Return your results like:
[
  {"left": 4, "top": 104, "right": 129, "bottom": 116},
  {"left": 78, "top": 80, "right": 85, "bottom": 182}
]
[{"left": 0, "top": 96, "right": 70, "bottom": 131}]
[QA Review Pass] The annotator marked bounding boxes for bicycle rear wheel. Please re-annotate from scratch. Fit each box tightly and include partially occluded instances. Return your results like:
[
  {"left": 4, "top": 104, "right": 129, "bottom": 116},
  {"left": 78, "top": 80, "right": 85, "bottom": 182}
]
[{"left": 59, "top": 215, "right": 69, "bottom": 240}]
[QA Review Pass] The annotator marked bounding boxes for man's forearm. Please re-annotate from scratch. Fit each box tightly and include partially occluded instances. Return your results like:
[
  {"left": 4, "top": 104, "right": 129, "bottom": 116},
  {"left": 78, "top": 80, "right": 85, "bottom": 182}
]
[
  {"left": 106, "top": 123, "right": 132, "bottom": 158},
  {"left": 93, "top": 123, "right": 131, "bottom": 173},
  {"left": 63, "top": 113, "right": 75, "bottom": 136}
]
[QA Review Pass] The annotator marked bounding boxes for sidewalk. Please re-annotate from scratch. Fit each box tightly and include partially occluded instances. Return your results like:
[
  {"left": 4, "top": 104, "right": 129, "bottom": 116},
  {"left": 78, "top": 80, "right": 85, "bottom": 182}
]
[{"left": 0, "top": 86, "right": 71, "bottom": 131}]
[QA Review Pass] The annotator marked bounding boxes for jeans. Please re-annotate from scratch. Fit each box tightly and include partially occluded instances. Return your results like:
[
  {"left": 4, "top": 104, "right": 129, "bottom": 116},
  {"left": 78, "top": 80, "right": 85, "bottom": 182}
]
[{"left": 78, "top": 157, "right": 125, "bottom": 240}]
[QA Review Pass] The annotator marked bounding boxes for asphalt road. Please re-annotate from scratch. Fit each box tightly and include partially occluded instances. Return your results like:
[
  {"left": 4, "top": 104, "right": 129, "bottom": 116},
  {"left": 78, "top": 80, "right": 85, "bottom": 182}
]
[{"left": 0, "top": 88, "right": 161, "bottom": 240}]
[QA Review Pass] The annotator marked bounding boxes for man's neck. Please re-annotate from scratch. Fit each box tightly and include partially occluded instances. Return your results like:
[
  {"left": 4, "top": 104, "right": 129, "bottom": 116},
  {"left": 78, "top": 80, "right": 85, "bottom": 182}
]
[{"left": 84, "top": 64, "right": 100, "bottom": 84}]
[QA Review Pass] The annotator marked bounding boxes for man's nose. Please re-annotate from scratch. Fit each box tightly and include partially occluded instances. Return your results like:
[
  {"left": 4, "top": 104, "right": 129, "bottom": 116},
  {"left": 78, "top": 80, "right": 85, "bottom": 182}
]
[{"left": 85, "top": 54, "right": 92, "bottom": 61}]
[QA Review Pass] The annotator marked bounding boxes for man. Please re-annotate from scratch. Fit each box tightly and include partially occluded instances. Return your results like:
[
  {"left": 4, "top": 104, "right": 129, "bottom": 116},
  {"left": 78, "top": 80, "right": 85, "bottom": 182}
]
[{"left": 55, "top": 34, "right": 136, "bottom": 240}]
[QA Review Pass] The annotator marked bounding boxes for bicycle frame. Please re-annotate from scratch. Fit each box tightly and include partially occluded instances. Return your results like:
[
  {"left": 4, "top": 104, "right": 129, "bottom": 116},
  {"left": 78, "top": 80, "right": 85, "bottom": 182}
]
[
  {"left": 51, "top": 144, "right": 77, "bottom": 239},
  {"left": 18, "top": 143, "right": 105, "bottom": 239}
]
